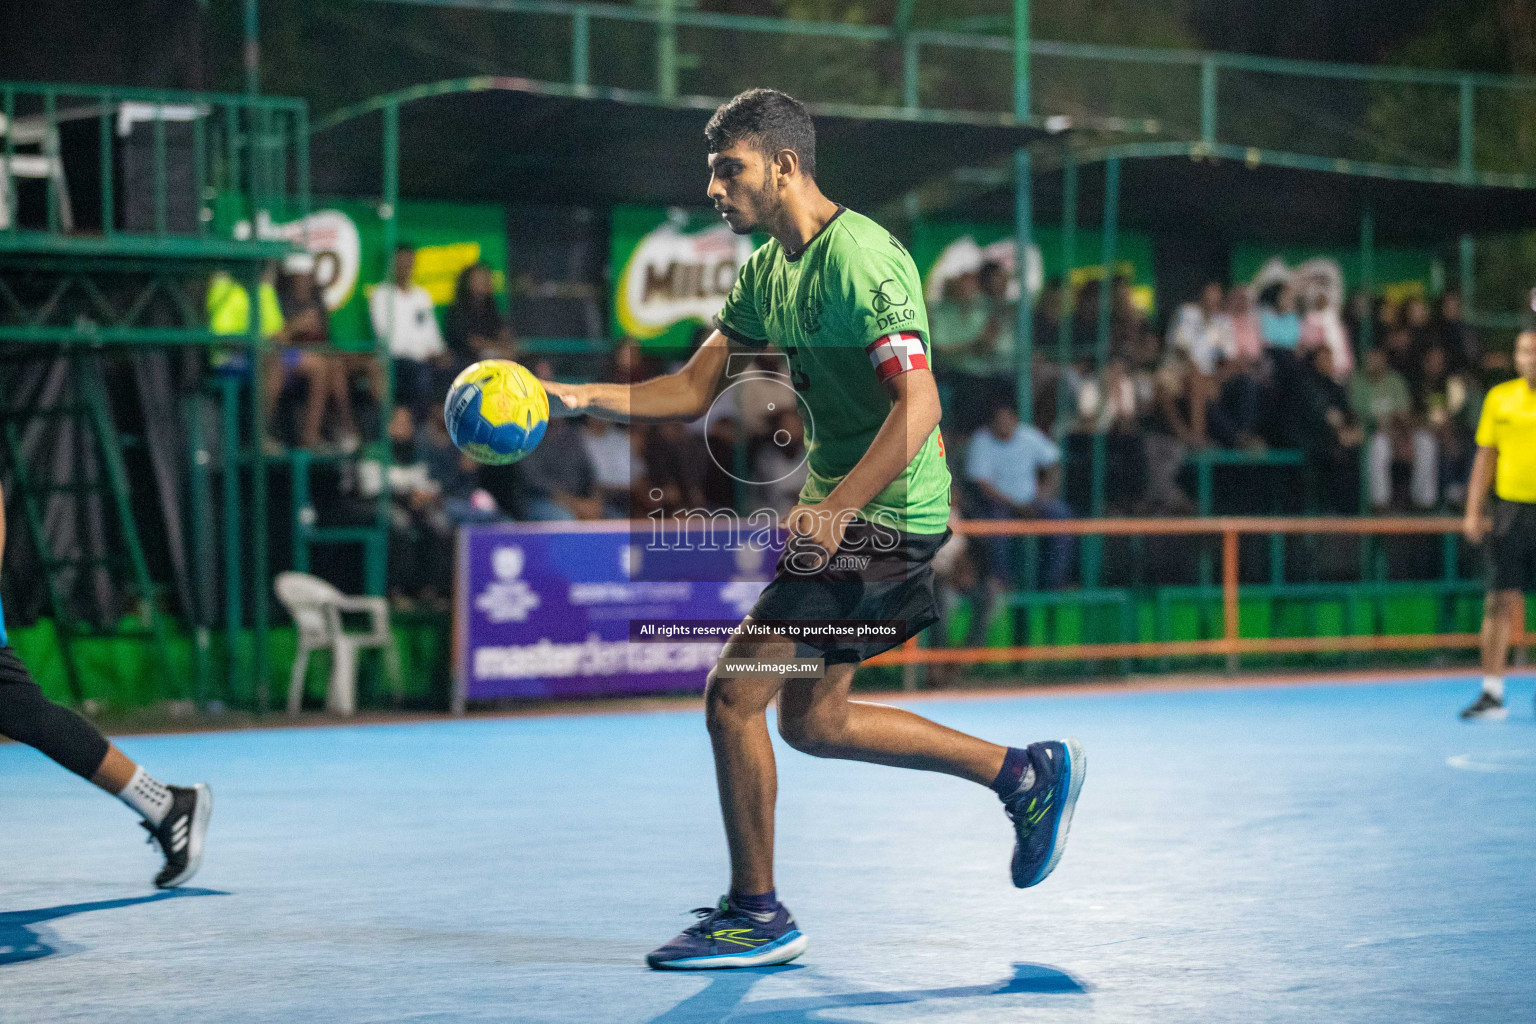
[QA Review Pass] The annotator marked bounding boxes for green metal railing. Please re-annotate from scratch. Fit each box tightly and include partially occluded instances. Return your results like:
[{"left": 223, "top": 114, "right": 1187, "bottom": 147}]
[
  {"left": 0, "top": 80, "right": 318, "bottom": 714},
  {"left": 0, "top": 80, "right": 308, "bottom": 256},
  {"left": 366, "top": 0, "right": 1536, "bottom": 182}
]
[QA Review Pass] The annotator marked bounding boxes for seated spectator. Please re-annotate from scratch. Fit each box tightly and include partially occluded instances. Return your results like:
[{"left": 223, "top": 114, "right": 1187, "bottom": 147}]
[
  {"left": 1382, "top": 325, "right": 1422, "bottom": 393},
  {"left": 1074, "top": 355, "right": 1150, "bottom": 511},
  {"left": 513, "top": 414, "right": 602, "bottom": 521},
  {"left": 1136, "top": 351, "right": 1202, "bottom": 514},
  {"left": 929, "top": 270, "right": 992, "bottom": 432},
  {"left": 580, "top": 416, "right": 638, "bottom": 518},
  {"left": 417, "top": 413, "right": 510, "bottom": 526},
  {"left": 751, "top": 408, "right": 809, "bottom": 517},
  {"left": 640, "top": 420, "right": 710, "bottom": 514},
  {"left": 610, "top": 337, "right": 662, "bottom": 385},
  {"left": 1349, "top": 347, "right": 1435, "bottom": 511},
  {"left": 445, "top": 261, "right": 517, "bottom": 368},
  {"left": 370, "top": 243, "right": 451, "bottom": 429},
  {"left": 702, "top": 414, "right": 745, "bottom": 512},
  {"left": 1227, "top": 285, "right": 1262, "bottom": 364},
  {"left": 1110, "top": 274, "right": 1145, "bottom": 359},
  {"left": 1168, "top": 282, "right": 1235, "bottom": 378},
  {"left": 1035, "top": 276, "right": 1065, "bottom": 351},
  {"left": 279, "top": 266, "right": 363, "bottom": 453},
  {"left": 1258, "top": 282, "right": 1301, "bottom": 353},
  {"left": 207, "top": 262, "right": 331, "bottom": 455},
  {"left": 1205, "top": 351, "right": 1264, "bottom": 451},
  {"left": 1299, "top": 347, "right": 1364, "bottom": 514},
  {"left": 1418, "top": 345, "right": 1478, "bottom": 508},
  {"left": 1404, "top": 295, "right": 1435, "bottom": 355},
  {"left": 965, "top": 401, "right": 1073, "bottom": 592},
  {"left": 383, "top": 409, "right": 453, "bottom": 610},
  {"left": 1435, "top": 291, "right": 1481, "bottom": 375},
  {"left": 1299, "top": 289, "right": 1353, "bottom": 381},
  {"left": 1075, "top": 356, "right": 1140, "bottom": 434}
]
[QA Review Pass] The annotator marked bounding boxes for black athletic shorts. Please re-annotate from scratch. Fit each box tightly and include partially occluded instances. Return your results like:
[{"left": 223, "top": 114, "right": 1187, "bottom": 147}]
[
  {"left": 747, "top": 519, "right": 952, "bottom": 665},
  {"left": 1486, "top": 498, "right": 1536, "bottom": 593}
]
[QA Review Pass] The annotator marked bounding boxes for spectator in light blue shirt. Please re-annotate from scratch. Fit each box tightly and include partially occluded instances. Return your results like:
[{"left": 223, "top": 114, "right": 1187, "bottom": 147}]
[
  {"left": 1258, "top": 281, "right": 1302, "bottom": 350},
  {"left": 965, "top": 401, "right": 1074, "bottom": 591}
]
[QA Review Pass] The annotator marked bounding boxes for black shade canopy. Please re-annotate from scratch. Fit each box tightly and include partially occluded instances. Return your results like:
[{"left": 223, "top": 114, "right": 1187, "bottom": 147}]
[
  {"left": 959, "top": 149, "right": 1536, "bottom": 245},
  {"left": 311, "top": 80, "right": 1052, "bottom": 211}
]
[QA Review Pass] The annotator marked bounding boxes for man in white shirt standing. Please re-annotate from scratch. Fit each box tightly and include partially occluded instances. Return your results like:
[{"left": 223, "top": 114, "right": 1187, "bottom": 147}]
[{"left": 369, "top": 243, "right": 448, "bottom": 428}]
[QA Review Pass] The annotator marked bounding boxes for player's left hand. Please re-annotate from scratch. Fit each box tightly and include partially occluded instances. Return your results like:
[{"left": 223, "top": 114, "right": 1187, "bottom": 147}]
[{"left": 785, "top": 502, "right": 850, "bottom": 569}]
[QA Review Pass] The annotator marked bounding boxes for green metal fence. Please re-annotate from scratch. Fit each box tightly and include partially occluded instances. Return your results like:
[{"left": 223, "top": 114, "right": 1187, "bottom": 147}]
[
  {"left": 365, "top": 0, "right": 1536, "bottom": 183},
  {"left": 0, "top": 80, "right": 308, "bottom": 257}
]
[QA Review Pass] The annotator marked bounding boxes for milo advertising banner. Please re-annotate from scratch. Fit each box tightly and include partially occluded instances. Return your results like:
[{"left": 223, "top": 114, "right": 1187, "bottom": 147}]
[
  {"left": 231, "top": 199, "right": 509, "bottom": 350},
  {"left": 611, "top": 206, "right": 757, "bottom": 350},
  {"left": 909, "top": 222, "right": 1157, "bottom": 314}
]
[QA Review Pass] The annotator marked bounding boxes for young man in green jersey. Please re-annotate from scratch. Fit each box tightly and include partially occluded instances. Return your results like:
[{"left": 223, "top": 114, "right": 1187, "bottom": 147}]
[{"left": 541, "top": 89, "right": 1085, "bottom": 970}]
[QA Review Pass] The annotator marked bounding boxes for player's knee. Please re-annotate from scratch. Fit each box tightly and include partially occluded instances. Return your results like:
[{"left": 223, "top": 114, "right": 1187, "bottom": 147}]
[
  {"left": 704, "top": 673, "right": 770, "bottom": 734},
  {"left": 776, "top": 707, "right": 841, "bottom": 757}
]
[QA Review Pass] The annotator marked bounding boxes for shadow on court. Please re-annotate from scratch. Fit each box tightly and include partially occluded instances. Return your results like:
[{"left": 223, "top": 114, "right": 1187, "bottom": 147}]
[
  {"left": 648, "top": 962, "right": 1088, "bottom": 1022},
  {"left": 0, "top": 888, "right": 229, "bottom": 966}
]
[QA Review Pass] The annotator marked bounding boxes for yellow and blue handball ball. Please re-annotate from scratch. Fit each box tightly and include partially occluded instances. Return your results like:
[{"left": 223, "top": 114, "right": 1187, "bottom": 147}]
[{"left": 444, "top": 359, "right": 550, "bottom": 465}]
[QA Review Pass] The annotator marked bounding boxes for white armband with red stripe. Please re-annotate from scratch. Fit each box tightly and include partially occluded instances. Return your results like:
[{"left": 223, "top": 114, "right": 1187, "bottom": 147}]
[{"left": 864, "top": 331, "right": 929, "bottom": 382}]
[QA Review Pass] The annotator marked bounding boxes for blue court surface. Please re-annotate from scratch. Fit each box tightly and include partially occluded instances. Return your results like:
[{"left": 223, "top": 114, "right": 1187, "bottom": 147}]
[{"left": 4, "top": 675, "right": 1534, "bottom": 1024}]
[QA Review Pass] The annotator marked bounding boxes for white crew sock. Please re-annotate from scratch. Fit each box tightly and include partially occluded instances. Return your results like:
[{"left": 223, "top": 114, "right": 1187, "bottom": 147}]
[
  {"left": 1482, "top": 675, "right": 1505, "bottom": 701},
  {"left": 117, "top": 766, "right": 174, "bottom": 826}
]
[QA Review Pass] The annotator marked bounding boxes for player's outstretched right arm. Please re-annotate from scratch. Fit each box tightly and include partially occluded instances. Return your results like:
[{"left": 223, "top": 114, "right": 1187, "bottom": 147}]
[{"left": 540, "top": 331, "right": 736, "bottom": 424}]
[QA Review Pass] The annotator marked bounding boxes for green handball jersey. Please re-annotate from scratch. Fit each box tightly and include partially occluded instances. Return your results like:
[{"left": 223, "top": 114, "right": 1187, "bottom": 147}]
[{"left": 715, "top": 206, "right": 951, "bottom": 534}]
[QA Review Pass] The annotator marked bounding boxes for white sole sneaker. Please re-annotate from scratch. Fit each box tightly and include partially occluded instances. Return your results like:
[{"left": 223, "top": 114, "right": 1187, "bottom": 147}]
[{"left": 157, "top": 783, "right": 212, "bottom": 888}]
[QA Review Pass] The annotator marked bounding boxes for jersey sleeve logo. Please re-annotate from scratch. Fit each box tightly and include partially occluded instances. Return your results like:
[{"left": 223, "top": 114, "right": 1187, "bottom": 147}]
[
  {"left": 865, "top": 331, "right": 928, "bottom": 382},
  {"left": 869, "top": 279, "right": 910, "bottom": 314}
]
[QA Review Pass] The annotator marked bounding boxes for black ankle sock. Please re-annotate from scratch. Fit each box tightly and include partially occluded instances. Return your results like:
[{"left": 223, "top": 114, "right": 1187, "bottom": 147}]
[
  {"left": 990, "top": 746, "right": 1032, "bottom": 798},
  {"left": 730, "top": 889, "right": 779, "bottom": 915}
]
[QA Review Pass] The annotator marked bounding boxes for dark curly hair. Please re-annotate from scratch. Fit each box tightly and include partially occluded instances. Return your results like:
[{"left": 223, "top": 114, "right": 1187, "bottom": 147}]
[{"left": 704, "top": 88, "right": 817, "bottom": 179}]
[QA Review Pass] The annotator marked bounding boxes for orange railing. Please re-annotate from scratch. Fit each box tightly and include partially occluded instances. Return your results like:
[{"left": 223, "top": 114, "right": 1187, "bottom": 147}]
[{"left": 868, "top": 516, "right": 1528, "bottom": 670}]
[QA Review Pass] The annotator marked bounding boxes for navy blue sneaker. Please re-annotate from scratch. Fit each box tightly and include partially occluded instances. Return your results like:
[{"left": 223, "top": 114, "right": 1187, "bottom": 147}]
[
  {"left": 1003, "top": 739, "right": 1086, "bottom": 888},
  {"left": 646, "top": 896, "right": 808, "bottom": 970}
]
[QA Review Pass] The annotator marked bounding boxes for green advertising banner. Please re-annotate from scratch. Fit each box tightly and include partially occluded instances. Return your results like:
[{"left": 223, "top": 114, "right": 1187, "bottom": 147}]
[
  {"left": 1231, "top": 243, "right": 1441, "bottom": 305},
  {"left": 909, "top": 221, "right": 1158, "bottom": 314},
  {"left": 609, "top": 210, "right": 1161, "bottom": 351},
  {"left": 610, "top": 205, "right": 757, "bottom": 350},
  {"left": 230, "top": 198, "right": 509, "bottom": 351}
]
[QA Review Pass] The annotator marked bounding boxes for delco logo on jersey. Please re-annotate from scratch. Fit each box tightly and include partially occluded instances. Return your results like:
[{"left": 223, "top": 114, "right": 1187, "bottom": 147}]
[{"left": 871, "top": 279, "right": 916, "bottom": 331}]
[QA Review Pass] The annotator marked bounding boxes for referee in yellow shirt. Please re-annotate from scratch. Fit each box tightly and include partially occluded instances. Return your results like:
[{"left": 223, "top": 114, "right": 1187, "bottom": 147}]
[{"left": 1461, "top": 330, "right": 1536, "bottom": 719}]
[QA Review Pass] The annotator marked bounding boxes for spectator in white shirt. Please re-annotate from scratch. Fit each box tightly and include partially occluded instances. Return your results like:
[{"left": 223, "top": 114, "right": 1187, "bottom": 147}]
[
  {"left": 370, "top": 244, "right": 449, "bottom": 426},
  {"left": 580, "top": 416, "right": 640, "bottom": 518},
  {"left": 1168, "top": 282, "right": 1236, "bottom": 377}
]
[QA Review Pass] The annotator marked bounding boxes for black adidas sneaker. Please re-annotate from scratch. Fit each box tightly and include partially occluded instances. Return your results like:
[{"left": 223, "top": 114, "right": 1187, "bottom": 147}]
[
  {"left": 1459, "top": 692, "right": 1507, "bottom": 721},
  {"left": 142, "top": 783, "right": 213, "bottom": 888}
]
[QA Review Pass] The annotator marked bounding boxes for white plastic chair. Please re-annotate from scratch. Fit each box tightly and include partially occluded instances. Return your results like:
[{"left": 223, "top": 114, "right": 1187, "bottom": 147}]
[
  {"left": 0, "top": 110, "right": 75, "bottom": 232},
  {"left": 274, "top": 571, "right": 401, "bottom": 716}
]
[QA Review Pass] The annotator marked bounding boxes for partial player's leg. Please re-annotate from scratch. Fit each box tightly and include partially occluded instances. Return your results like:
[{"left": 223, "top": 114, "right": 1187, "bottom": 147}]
[
  {"left": 1463, "top": 589, "right": 1522, "bottom": 719},
  {"left": 777, "top": 667, "right": 1085, "bottom": 889},
  {"left": 0, "top": 646, "right": 212, "bottom": 886},
  {"left": 776, "top": 661, "right": 1004, "bottom": 781},
  {"left": 647, "top": 620, "right": 808, "bottom": 970}
]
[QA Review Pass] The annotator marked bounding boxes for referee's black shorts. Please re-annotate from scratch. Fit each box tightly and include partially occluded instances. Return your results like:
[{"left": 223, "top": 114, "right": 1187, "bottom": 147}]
[
  {"left": 747, "top": 518, "right": 951, "bottom": 665},
  {"left": 1485, "top": 498, "right": 1536, "bottom": 593}
]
